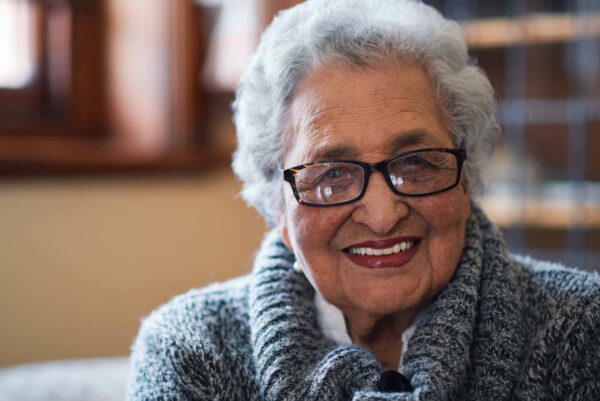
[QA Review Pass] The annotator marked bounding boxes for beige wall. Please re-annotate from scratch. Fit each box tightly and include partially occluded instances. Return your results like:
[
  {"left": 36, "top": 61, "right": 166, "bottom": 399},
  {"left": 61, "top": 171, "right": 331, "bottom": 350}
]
[{"left": 0, "top": 170, "right": 267, "bottom": 368}]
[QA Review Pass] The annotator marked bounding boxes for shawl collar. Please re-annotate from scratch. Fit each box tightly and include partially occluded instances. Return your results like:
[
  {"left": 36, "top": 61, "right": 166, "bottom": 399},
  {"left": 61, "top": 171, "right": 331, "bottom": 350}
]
[{"left": 248, "top": 205, "right": 525, "bottom": 401}]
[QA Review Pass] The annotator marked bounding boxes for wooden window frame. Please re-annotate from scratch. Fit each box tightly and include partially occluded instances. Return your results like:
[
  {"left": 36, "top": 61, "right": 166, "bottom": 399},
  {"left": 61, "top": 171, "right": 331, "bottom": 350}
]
[{"left": 0, "top": 0, "right": 214, "bottom": 177}]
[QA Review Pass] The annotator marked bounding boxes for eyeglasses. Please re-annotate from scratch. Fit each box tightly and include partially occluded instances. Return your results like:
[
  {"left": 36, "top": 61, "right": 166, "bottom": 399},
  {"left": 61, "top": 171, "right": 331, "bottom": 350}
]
[{"left": 282, "top": 148, "right": 467, "bottom": 206}]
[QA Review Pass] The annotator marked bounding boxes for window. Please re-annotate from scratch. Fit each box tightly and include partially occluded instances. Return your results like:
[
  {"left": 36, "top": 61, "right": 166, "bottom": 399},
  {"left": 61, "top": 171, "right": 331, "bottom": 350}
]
[
  {"left": 0, "top": 0, "right": 37, "bottom": 89},
  {"left": 0, "top": 0, "right": 212, "bottom": 175}
]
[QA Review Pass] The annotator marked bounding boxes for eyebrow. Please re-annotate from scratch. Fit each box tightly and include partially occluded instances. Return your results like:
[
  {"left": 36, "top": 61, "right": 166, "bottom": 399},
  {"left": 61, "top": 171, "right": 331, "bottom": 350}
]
[
  {"left": 312, "top": 146, "right": 357, "bottom": 160},
  {"left": 308, "top": 130, "right": 439, "bottom": 161},
  {"left": 388, "top": 130, "right": 438, "bottom": 152}
]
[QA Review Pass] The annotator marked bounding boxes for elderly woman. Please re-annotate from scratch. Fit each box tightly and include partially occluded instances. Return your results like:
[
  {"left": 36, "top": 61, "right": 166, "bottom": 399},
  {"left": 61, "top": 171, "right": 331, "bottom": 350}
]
[{"left": 127, "top": 1, "right": 600, "bottom": 400}]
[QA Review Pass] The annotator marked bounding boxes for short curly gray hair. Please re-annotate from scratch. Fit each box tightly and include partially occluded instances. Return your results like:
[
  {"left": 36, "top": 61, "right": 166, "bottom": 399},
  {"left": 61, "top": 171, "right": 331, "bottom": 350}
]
[{"left": 232, "top": 0, "right": 500, "bottom": 226}]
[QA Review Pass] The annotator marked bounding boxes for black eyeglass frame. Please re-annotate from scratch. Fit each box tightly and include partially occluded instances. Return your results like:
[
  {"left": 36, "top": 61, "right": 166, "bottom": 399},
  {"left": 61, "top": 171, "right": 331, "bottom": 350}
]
[{"left": 282, "top": 147, "right": 467, "bottom": 206}]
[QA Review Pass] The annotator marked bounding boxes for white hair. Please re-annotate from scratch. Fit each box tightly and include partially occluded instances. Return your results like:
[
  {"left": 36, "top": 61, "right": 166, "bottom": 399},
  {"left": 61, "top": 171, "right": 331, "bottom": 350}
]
[{"left": 232, "top": 0, "right": 501, "bottom": 226}]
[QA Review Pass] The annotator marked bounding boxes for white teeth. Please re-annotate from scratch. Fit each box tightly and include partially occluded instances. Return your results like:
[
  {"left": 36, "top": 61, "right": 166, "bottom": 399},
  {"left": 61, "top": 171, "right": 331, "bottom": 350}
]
[{"left": 348, "top": 240, "right": 415, "bottom": 256}]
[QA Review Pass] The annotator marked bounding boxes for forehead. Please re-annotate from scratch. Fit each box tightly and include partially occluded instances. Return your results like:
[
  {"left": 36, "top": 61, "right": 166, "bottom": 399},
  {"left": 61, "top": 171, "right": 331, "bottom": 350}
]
[{"left": 285, "top": 62, "right": 452, "bottom": 163}]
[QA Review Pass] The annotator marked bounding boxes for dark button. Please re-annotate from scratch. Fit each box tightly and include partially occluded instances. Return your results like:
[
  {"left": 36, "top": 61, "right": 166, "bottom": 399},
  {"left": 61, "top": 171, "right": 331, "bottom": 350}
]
[{"left": 377, "top": 370, "right": 412, "bottom": 393}]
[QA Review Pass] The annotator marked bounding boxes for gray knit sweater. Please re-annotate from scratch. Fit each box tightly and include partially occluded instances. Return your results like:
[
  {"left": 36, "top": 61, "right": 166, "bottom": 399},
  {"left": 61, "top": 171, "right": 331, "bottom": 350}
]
[{"left": 127, "top": 206, "right": 600, "bottom": 401}]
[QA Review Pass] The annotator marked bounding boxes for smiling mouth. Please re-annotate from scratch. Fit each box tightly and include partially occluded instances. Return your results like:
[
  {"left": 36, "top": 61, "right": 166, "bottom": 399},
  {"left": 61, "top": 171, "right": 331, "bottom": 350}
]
[
  {"left": 342, "top": 238, "right": 421, "bottom": 269},
  {"left": 346, "top": 240, "right": 417, "bottom": 256}
]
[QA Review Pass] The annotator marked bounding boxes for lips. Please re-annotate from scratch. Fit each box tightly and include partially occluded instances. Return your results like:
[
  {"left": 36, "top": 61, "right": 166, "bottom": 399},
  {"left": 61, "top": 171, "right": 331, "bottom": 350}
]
[{"left": 343, "top": 237, "right": 421, "bottom": 269}]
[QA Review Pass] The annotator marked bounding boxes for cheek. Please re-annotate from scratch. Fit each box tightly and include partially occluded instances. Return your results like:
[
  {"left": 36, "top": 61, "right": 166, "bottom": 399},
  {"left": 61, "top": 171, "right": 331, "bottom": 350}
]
[
  {"left": 420, "top": 187, "right": 469, "bottom": 231},
  {"left": 413, "top": 191, "right": 469, "bottom": 281},
  {"left": 283, "top": 197, "right": 342, "bottom": 255},
  {"left": 283, "top": 205, "right": 350, "bottom": 296},
  {"left": 294, "top": 212, "right": 343, "bottom": 251}
]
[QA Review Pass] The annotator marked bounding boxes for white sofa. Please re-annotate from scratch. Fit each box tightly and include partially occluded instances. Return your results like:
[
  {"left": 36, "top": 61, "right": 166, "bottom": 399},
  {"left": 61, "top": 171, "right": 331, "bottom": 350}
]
[{"left": 0, "top": 357, "right": 129, "bottom": 401}]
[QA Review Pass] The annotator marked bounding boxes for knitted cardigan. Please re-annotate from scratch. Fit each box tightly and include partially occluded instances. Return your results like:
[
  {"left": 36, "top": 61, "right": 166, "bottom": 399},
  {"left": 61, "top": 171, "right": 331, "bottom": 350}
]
[{"left": 127, "top": 206, "right": 600, "bottom": 401}]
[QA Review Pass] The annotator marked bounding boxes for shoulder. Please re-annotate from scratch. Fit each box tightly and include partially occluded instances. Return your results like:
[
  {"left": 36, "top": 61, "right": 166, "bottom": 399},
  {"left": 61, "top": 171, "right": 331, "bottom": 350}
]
[
  {"left": 136, "top": 274, "right": 252, "bottom": 348},
  {"left": 145, "top": 274, "right": 250, "bottom": 323},
  {"left": 512, "top": 255, "right": 600, "bottom": 330},
  {"left": 513, "top": 254, "right": 600, "bottom": 308}
]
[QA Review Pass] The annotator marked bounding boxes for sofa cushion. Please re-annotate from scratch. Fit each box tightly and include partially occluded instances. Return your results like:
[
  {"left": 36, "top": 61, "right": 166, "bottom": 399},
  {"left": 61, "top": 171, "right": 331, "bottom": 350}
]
[{"left": 0, "top": 357, "right": 129, "bottom": 401}]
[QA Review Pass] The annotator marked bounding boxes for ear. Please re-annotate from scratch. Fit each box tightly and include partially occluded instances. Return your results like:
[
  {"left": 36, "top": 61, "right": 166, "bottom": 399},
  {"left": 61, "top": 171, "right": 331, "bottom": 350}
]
[{"left": 277, "top": 214, "right": 293, "bottom": 251}]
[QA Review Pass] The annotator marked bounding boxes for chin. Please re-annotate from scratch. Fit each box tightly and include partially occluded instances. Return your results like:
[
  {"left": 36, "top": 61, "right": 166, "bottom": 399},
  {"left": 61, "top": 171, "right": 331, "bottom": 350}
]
[{"left": 342, "top": 278, "right": 429, "bottom": 316}]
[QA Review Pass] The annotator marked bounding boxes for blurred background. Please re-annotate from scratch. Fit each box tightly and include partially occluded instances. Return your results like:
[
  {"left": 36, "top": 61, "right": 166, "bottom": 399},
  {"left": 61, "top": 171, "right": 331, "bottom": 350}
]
[{"left": 0, "top": 0, "right": 598, "bottom": 369}]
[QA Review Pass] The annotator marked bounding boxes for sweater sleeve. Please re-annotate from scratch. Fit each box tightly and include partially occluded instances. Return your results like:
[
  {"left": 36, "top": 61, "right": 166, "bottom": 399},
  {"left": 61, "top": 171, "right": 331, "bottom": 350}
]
[
  {"left": 552, "top": 289, "right": 600, "bottom": 401},
  {"left": 126, "top": 312, "right": 205, "bottom": 401}
]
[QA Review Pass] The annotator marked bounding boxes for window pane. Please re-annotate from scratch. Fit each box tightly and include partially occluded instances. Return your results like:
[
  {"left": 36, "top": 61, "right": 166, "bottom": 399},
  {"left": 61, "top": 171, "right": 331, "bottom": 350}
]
[{"left": 0, "top": 0, "right": 36, "bottom": 89}]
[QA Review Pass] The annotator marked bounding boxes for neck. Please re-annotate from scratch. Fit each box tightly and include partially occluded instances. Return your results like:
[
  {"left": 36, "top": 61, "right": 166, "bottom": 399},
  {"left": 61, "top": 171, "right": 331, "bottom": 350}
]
[{"left": 344, "top": 306, "right": 420, "bottom": 370}]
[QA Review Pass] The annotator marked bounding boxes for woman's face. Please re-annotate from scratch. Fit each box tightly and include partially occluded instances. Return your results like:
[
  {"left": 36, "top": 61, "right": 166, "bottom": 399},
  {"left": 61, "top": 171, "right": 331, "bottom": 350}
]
[{"left": 279, "top": 62, "right": 471, "bottom": 318}]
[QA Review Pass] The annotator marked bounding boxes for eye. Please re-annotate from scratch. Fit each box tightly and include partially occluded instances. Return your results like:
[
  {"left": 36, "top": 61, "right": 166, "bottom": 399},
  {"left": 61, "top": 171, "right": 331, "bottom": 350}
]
[
  {"left": 293, "top": 162, "right": 364, "bottom": 204},
  {"left": 313, "top": 164, "right": 357, "bottom": 184},
  {"left": 324, "top": 167, "right": 347, "bottom": 180},
  {"left": 393, "top": 152, "right": 451, "bottom": 172},
  {"left": 393, "top": 154, "right": 433, "bottom": 172},
  {"left": 295, "top": 162, "right": 360, "bottom": 190},
  {"left": 405, "top": 155, "right": 426, "bottom": 165}
]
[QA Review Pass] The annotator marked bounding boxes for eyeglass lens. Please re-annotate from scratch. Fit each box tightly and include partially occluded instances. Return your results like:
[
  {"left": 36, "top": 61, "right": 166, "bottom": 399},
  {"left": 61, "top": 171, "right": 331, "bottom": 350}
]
[
  {"left": 295, "top": 162, "right": 364, "bottom": 204},
  {"left": 293, "top": 151, "right": 459, "bottom": 204}
]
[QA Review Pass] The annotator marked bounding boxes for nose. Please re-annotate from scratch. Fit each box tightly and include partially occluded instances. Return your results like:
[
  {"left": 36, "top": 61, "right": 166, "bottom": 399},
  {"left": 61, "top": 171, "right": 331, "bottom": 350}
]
[{"left": 351, "top": 171, "right": 410, "bottom": 235}]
